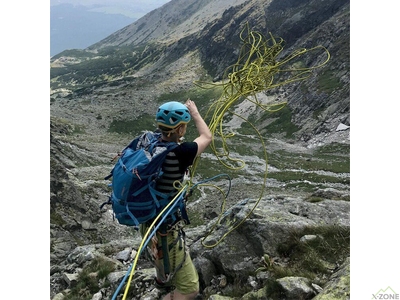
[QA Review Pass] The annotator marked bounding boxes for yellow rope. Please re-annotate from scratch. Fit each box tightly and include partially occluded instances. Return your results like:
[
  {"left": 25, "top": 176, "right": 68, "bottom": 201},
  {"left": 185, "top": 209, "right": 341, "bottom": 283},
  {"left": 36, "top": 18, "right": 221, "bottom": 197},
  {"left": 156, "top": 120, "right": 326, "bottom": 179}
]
[
  {"left": 190, "top": 22, "right": 330, "bottom": 248},
  {"left": 200, "top": 115, "right": 268, "bottom": 248}
]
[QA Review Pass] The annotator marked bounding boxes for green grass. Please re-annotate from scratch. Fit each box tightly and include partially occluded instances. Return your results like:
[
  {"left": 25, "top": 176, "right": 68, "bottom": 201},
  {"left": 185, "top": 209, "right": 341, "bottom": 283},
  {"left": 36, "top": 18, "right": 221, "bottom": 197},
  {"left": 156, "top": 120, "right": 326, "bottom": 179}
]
[
  {"left": 264, "top": 106, "right": 300, "bottom": 138},
  {"left": 278, "top": 225, "right": 349, "bottom": 272},
  {"left": 64, "top": 257, "right": 115, "bottom": 300},
  {"left": 50, "top": 212, "right": 66, "bottom": 226},
  {"left": 107, "top": 114, "right": 155, "bottom": 135},
  {"left": 318, "top": 70, "right": 342, "bottom": 93},
  {"left": 268, "top": 143, "right": 349, "bottom": 174},
  {"left": 314, "top": 142, "right": 350, "bottom": 157},
  {"left": 50, "top": 117, "right": 86, "bottom": 135},
  {"left": 236, "top": 105, "right": 300, "bottom": 139},
  {"left": 156, "top": 85, "right": 222, "bottom": 108},
  {"left": 51, "top": 49, "right": 97, "bottom": 61},
  {"left": 50, "top": 44, "right": 167, "bottom": 91},
  {"left": 258, "top": 225, "right": 350, "bottom": 297},
  {"left": 268, "top": 170, "right": 349, "bottom": 185},
  {"left": 201, "top": 225, "right": 349, "bottom": 298}
]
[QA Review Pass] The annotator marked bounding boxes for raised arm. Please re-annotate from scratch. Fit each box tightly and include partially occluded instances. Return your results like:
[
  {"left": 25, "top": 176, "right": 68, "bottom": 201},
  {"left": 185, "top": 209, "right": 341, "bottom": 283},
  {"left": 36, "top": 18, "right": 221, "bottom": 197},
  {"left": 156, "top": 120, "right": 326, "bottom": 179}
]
[{"left": 185, "top": 99, "right": 212, "bottom": 156}]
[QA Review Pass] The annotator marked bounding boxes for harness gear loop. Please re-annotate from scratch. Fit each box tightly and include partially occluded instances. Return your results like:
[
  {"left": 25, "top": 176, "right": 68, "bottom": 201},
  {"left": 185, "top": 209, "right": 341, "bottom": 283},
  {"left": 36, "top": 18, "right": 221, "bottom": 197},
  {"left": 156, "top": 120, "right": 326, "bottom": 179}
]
[
  {"left": 150, "top": 227, "right": 187, "bottom": 285},
  {"left": 159, "top": 223, "right": 171, "bottom": 277}
]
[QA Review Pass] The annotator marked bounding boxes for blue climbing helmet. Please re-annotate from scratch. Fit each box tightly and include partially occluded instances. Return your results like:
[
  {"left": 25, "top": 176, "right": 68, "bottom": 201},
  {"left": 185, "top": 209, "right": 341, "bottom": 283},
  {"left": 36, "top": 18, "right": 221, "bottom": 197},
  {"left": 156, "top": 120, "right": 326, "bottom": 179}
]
[{"left": 156, "top": 101, "right": 191, "bottom": 128}]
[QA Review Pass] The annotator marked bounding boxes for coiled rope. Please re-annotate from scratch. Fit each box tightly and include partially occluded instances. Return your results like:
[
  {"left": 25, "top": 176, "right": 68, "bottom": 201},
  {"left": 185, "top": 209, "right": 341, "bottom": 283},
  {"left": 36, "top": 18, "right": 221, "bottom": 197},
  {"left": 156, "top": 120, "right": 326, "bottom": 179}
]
[{"left": 190, "top": 22, "right": 330, "bottom": 248}]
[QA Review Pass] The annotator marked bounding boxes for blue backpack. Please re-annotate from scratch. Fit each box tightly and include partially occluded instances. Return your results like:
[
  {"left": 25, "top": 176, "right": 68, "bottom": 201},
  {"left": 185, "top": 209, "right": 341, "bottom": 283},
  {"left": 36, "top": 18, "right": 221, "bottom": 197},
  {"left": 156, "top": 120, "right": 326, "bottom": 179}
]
[{"left": 102, "top": 131, "right": 184, "bottom": 227}]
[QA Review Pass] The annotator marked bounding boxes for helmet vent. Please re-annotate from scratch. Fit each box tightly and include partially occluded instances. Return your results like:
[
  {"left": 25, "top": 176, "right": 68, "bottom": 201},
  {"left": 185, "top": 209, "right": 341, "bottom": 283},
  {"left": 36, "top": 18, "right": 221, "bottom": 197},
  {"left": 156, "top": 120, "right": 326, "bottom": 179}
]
[{"left": 156, "top": 101, "right": 191, "bottom": 127}]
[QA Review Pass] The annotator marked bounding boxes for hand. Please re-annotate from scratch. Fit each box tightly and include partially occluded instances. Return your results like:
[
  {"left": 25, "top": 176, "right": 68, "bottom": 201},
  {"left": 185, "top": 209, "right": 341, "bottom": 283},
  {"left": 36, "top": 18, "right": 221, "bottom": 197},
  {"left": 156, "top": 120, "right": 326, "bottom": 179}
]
[{"left": 185, "top": 99, "right": 199, "bottom": 116}]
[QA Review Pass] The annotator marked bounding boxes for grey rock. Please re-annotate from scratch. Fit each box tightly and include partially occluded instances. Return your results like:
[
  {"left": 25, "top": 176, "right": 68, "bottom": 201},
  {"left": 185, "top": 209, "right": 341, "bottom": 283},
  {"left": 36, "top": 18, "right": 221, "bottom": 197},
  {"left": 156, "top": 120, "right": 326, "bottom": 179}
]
[{"left": 276, "top": 276, "right": 316, "bottom": 300}]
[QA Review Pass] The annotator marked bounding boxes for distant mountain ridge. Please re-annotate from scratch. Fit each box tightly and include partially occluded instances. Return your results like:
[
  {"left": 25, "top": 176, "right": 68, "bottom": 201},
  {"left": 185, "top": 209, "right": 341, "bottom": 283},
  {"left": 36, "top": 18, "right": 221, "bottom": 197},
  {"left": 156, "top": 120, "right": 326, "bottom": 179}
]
[{"left": 50, "top": 3, "right": 135, "bottom": 56}]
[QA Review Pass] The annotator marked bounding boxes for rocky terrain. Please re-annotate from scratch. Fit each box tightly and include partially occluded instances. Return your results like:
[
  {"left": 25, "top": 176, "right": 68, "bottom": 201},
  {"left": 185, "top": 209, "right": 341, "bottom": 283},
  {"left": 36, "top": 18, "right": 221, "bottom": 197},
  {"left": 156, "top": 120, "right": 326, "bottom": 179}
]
[{"left": 50, "top": 0, "right": 350, "bottom": 299}]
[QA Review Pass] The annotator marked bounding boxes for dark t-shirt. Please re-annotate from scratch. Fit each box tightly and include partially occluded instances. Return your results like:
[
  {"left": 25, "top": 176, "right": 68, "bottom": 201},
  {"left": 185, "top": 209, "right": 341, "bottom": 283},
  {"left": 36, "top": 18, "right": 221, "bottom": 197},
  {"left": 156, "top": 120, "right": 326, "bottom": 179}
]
[{"left": 155, "top": 141, "right": 198, "bottom": 196}]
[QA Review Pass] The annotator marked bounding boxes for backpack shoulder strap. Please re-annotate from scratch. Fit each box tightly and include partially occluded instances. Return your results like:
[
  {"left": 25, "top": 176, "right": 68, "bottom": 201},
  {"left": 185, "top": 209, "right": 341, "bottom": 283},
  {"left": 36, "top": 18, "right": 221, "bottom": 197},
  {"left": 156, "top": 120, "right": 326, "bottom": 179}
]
[
  {"left": 126, "top": 131, "right": 153, "bottom": 150},
  {"left": 148, "top": 131, "right": 179, "bottom": 154}
]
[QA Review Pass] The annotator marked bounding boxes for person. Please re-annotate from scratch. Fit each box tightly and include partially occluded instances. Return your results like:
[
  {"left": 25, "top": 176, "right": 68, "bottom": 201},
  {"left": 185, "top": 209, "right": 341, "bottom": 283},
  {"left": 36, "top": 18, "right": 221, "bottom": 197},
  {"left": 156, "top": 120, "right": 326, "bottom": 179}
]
[{"left": 139, "top": 99, "right": 212, "bottom": 300}]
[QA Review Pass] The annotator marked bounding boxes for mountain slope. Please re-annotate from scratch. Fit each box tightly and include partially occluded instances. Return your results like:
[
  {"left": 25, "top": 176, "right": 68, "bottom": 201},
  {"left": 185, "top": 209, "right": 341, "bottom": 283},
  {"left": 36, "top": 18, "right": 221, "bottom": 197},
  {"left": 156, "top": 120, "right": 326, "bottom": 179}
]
[
  {"left": 50, "top": 0, "right": 349, "bottom": 142},
  {"left": 88, "top": 0, "right": 249, "bottom": 48}
]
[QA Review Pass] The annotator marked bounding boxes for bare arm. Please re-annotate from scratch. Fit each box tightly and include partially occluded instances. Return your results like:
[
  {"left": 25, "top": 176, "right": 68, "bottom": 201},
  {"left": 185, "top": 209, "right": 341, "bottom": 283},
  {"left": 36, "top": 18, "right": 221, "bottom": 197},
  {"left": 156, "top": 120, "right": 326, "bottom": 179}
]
[{"left": 185, "top": 99, "right": 212, "bottom": 156}]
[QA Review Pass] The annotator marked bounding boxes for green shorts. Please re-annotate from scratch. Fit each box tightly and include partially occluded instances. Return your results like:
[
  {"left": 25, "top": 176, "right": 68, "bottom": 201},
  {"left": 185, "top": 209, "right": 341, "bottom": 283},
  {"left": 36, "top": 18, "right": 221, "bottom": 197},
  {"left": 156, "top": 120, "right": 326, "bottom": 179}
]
[{"left": 139, "top": 224, "right": 199, "bottom": 294}]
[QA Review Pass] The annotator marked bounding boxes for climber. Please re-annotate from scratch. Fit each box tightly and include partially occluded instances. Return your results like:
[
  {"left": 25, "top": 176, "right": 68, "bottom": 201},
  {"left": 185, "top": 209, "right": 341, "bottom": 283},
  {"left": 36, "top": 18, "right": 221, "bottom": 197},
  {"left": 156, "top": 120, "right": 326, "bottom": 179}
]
[{"left": 139, "top": 99, "right": 212, "bottom": 300}]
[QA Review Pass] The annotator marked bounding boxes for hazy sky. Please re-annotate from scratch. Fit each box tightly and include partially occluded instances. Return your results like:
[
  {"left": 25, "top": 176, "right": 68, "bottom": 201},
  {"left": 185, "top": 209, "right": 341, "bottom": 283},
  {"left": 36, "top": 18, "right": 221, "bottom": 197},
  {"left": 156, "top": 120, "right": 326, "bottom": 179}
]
[
  {"left": 50, "top": 0, "right": 171, "bottom": 6},
  {"left": 50, "top": 0, "right": 171, "bottom": 18}
]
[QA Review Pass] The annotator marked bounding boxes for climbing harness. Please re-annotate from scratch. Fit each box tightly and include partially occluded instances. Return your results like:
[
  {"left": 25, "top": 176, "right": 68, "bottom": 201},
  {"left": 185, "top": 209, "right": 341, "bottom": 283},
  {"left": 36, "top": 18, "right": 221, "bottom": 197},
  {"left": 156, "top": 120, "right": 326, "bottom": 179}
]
[
  {"left": 144, "top": 221, "right": 188, "bottom": 285},
  {"left": 112, "top": 185, "right": 188, "bottom": 300}
]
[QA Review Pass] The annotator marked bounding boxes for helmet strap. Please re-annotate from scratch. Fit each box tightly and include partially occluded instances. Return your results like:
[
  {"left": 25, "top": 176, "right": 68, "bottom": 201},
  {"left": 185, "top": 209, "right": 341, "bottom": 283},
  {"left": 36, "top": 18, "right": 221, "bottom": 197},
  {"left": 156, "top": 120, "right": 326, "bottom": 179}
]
[
  {"left": 166, "top": 129, "right": 175, "bottom": 138},
  {"left": 159, "top": 124, "right": 184, "bottom": 140}
]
